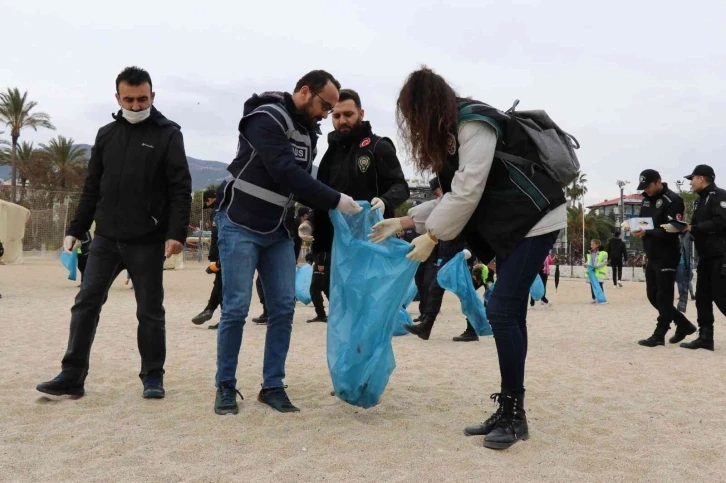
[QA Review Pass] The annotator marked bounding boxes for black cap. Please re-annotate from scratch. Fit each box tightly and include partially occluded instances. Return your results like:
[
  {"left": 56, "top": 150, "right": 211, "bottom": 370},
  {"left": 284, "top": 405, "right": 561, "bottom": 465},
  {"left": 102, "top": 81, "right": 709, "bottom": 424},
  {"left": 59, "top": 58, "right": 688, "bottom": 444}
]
[
  {"left": 637, "top": 169, "right": 661, "bottom": 190},
  {"left": 684, "top": 164, "right": 715, "bottom": 180}
]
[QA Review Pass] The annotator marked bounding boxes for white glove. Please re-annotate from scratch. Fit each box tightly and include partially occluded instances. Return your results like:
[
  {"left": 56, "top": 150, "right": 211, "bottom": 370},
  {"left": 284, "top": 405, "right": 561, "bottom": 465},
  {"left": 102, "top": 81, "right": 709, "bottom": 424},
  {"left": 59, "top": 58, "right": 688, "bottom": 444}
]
[
  {"left": 620, "top": 220, "right": 630, "bottom": 231},
  {"left": 336, "top": 194, "right": 362, "bottom": 215},
  {"left": 370, "top": 197, "right": 386, "bottom": 212},
  {"left": 406, "top": 233, "right": 438, "bottom": 262},
  {"left": 368, "top": 218, "right": 403, "bottom": 244},
  {"left": 660, "top": 223, "right": 680, "bottom": 233},
  {"left": 463, "top": 249, "right": 472, "bottom": 260},
  {"left": 298, "top": 220, "right": 313, "bottom": 238},
  {"left": 63, "top": 235, "right": 81, "bottom": 253}
]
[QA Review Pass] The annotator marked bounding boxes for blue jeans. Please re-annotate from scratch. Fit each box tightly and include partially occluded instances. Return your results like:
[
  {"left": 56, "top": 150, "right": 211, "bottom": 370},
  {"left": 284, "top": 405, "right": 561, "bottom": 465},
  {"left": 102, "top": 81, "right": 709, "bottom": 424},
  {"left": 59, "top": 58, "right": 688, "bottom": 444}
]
[
  {"left": 486, "top": 231, "right": 559, "bottom": 394},
  {"left": 215, "top": 211, "right": 296, "bottom": 389}
]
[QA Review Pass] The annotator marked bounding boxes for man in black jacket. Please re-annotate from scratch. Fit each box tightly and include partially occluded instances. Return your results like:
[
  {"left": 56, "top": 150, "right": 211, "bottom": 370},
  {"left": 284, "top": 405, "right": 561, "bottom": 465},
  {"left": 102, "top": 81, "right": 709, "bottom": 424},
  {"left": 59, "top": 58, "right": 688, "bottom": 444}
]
[
  {"left": 632, "top": 169, "right": 696, "bottom": 347},
  {"left": 607, "top": 232, "right": 627, "bottom": 287},
  {"left": 676, "top": 165, "right": 726, "bottom": 351},
  {"left": 192, "top": 188, "right": 224, "bottom": 329},
  {"left": 37, "top": 67, "right": 192, "bottom": 399},
  {"left": 310, "top": 89, "right": 409, "bottom": 305}
]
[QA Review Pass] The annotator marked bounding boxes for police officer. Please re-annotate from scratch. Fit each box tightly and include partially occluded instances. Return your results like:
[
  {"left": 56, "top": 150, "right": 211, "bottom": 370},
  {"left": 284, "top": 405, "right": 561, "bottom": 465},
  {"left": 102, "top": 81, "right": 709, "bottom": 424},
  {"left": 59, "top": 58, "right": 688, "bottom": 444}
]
[
  {"left": 308, "top": 88, "right": 409, "bottom": 303},
  {"left": 632, "top": 169, "right": 696, "bottom": 347},
  {"left": 673, "top": 165, "right": 726, "bottom": 351}
]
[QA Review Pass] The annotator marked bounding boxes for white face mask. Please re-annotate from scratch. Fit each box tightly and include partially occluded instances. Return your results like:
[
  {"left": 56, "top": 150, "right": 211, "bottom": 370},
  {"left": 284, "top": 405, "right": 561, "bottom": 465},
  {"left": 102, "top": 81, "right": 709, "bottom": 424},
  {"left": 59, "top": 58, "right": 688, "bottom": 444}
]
[{"left": 122, "top": 106, "right": 151, "bottom": 124}]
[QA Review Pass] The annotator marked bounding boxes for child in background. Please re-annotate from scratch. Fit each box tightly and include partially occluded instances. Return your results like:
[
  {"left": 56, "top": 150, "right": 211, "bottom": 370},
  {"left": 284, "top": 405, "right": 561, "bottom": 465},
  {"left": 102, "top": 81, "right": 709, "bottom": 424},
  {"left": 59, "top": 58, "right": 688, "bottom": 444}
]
[
  {"left": 585, "top": 239, "right": 608, "bottom": 303},
  {"left": 530, "top": 251, "right": 554, "bottom": 307}
]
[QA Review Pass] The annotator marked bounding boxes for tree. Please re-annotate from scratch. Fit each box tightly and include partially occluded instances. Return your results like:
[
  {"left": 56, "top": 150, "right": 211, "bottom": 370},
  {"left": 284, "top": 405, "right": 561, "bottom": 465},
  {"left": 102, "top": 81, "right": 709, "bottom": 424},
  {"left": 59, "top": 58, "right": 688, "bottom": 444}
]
[
  {"left": 565, "top": 170, "right": 588, "bottom": 205},
  {"left": 39, "top": 136, "right": 87, "bottom": 190},
  {"left": 680, "top": 190, "right": 699, "bottom": 222},
  {"left": 1, "top": 141, "right": 48, "bottom": 195},
  {"left": 567, "top": 204, "right": 616, "bottom": 260},
  {"left": 0, "top": 88, "right": 55, "bottom": 200}
]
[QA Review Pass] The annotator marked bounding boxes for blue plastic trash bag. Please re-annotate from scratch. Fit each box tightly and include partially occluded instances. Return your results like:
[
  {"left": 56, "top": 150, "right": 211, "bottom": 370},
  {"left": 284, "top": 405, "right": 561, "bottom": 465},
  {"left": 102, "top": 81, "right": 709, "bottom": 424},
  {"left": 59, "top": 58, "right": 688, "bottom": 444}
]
[
  {"left": 437, "top": 252, "right": 493, "bottom": 337},
  {"left": 295, "top": 264, "right": 313, "bottom": 305},
  {"left": 60, "top": 250, "right": 78, "bottom": 282},
  {"left": 587, "top": 266, "right": 607, "bottom": 304},
  {"left": 394, "top": 280, "right": 418, "bottom": 336},
  {"left": 529, "top": 274, "right": 545, "bottom": 301},
  {"left": 327, "top": 202, "right": 419, "bottom": 408}
]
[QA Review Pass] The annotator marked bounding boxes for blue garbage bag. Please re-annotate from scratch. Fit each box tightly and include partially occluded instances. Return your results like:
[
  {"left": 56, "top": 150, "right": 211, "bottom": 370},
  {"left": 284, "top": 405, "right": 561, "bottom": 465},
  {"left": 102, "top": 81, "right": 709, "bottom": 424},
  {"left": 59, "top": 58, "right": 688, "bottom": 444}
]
[
  {"left": 295, "top": 264, "right": 313, "bottom": 305},
  {"left": 394, "top": 280, "right": 418, "bottom": 336},
  {"left": 327, "top": 202, "right": 419, "bottom": 408},
  {"left": 60, "top": 250, "right": 78, "bottom": 281},
  {"left": 529, "top": 274, "right": 545, "bottom": 301},
  {"left": 587, "top": 266, "right": 607, "bottom": 304},
  {"left": 436, "top": 252, "right": 493, "bottom": 337}
]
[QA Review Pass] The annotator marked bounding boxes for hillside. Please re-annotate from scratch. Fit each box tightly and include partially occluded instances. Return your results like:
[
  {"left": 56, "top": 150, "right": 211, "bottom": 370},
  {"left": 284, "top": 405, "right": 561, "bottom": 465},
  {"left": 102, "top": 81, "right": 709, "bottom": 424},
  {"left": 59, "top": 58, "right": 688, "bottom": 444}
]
[{"left": 0, "top": 145, "right": 230, "bottom": 191}]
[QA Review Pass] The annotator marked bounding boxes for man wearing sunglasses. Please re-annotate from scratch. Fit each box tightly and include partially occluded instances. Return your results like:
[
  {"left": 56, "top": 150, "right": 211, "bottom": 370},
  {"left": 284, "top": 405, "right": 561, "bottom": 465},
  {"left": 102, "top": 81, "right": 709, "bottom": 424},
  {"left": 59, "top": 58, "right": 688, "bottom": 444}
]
[
  {"left": 213, "top": 70, "right": 362, "bottom": 416},
  {"left": 305, "top": 89, "right": 409, "bottom": 317}
]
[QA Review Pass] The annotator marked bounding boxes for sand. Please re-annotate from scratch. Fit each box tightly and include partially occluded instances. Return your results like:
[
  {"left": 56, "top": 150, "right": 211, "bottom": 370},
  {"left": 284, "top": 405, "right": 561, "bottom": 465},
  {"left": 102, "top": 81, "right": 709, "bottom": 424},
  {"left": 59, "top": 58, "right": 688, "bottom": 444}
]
[{"left": 1, "top": 258, "right": 725, "bottom": 483}]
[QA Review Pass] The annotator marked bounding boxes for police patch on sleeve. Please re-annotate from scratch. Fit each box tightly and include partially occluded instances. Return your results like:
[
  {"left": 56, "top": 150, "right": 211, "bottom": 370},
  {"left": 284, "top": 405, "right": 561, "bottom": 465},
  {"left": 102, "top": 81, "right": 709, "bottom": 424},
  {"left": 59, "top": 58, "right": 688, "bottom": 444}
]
[
  {"left": 656, "top": 199, "right": 663, "bottom": 208},
  {"left": 360, "top": 138, "right": 371, "bottom": 148},
  {"left": 721, "top": 201, "right": 726, "bottom": 208},
  {"left": 358, "top": 155, "right": 371, "bottom": 173},
  {"left": 446, "top": 133, "right": 457, "bottom": 155}
]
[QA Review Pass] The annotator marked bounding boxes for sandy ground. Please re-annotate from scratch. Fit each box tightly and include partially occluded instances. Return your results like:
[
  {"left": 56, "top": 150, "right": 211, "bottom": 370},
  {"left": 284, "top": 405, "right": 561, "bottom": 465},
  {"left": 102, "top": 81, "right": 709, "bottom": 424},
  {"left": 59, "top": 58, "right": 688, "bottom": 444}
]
[{"left": 1, "top": 258, "right": 725, "bottom": 483}]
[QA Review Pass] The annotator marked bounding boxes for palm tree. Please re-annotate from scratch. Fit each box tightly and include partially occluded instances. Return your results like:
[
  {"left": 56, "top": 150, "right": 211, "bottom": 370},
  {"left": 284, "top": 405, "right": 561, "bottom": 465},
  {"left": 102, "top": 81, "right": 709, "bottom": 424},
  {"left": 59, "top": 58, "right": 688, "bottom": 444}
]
[
  {"left": 0, "top": 88, "right": 55, "bottom": 200},
  {"left": 40, "top": 136, "right": 87, "bottom": 189},
  {"left": 1, "top": 141, "right": 47, "bottom": 195},
  {"left": 565, "top": 170, "right": 588, "bottom": 206}
]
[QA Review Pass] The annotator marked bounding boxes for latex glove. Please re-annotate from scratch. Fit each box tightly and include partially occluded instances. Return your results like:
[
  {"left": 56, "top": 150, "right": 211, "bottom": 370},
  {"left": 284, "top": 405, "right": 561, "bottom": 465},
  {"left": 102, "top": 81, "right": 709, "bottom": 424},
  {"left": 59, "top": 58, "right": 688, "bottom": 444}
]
[
  {"left": 463, "top": 249, "right": 472, "bottom": 260},
  {"left": 63, "top": 235, "right": 81, "bottom": 253},
  {"left": 336, "top": 194, "right": 362, "bottom": 215},
  {"left": 368, "top": 218, "right": 403, "bottom": 244},
  {"left": 370, "top": 197, "right": 386, "bottom": 212},
  {"left": 298, "top": 220, "right": 313, "bottom": 239},
  {"left": 620, "top": 220, "right": 630, "bottom": 231},
  {"left": 406, "top": 233, "right": 438, "bottom": 262},
  {"left": 660, "top": 223, "right": 680, "bottom": 233}
]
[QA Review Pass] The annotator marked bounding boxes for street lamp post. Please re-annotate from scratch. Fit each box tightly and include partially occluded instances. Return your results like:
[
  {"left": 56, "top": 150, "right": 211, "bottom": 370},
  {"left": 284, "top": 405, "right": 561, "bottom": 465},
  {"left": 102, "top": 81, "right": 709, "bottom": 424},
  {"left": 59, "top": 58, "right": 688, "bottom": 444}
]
[
  {"left": 616, "top": 180, "right": 630, "bottom": 227},
  {"left": 676, "top": 180, "right": 684, "bottom": 192}
]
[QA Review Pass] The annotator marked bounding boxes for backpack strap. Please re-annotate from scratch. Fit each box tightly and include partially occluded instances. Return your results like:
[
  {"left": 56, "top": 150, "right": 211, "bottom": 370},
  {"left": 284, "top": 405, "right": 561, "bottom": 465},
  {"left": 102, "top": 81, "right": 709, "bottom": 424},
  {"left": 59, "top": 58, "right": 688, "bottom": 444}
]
[{"left": 456, "top": 101, "right": 504, "bottom": 138}]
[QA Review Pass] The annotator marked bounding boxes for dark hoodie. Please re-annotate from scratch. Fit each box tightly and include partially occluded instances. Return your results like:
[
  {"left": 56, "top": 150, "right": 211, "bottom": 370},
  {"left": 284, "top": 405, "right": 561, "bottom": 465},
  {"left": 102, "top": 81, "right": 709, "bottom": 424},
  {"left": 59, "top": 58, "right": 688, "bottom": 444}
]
[
  {"left": 221, "top": 91, "right": 340, "bottom": 237},
  {"left": 67, "top": 106, "right": 192, "bottom": 244}
]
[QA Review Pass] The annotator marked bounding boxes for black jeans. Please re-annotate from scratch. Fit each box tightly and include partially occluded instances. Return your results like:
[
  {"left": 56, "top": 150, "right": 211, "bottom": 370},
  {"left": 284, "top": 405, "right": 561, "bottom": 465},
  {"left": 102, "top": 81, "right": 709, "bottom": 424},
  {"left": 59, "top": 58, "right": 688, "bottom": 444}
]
[
  {"left": 416, "top": 250, "right": 439, "bottom": 316},
  {"left": 486, "top": 231, "right": 559, "bottom": 394},
  {"left": 645, "top": 259, "right": 692, "bottom": 332},
  {"left": 310, "top": 266, "right": 329, "bottom": 318},
  {"left": 612, "top": 262, "right": 623, "bottom": 286},
  {"left": 61, "top": 236, "right": 166, "bottom": 383},
  {"left": 695, "top": 257, "right": 726, "bottom": 328},
  {"left": 205, "top": 271, "right": 223, "bottom": 312}
]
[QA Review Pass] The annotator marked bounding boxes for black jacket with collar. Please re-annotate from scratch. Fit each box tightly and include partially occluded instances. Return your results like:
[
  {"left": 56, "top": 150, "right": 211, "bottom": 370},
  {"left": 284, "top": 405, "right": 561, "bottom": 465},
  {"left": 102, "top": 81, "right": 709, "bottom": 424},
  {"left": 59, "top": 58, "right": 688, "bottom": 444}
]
[
  {"left": 690, "top": 183, "right": 726, "bottom": 260},
  {"left": 67, "top": 106, "right": 192, "bottom": 244},
  {"left": 639, "top": 183, "right": 684, "bottom": 266},
  {"left": 312, "top": 121, "right": 409, "bottom": 254}
]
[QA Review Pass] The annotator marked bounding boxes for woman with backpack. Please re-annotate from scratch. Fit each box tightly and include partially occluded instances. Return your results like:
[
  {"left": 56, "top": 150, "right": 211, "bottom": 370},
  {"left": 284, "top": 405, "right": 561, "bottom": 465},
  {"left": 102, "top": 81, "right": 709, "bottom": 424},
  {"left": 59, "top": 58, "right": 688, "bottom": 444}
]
[{"left": 368, "top": 67, "right": 570, "bottom": 450}]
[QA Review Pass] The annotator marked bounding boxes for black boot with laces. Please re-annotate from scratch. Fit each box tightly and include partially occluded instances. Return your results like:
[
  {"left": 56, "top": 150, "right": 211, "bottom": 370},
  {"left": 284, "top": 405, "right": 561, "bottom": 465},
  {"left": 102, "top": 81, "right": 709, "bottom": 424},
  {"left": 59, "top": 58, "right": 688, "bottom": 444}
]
[
  {"left": 483, "top": 391, "right": 529, "bottom": 449},
  {"left": 464, "top": 393, "right": 506, "bottom": 436}
]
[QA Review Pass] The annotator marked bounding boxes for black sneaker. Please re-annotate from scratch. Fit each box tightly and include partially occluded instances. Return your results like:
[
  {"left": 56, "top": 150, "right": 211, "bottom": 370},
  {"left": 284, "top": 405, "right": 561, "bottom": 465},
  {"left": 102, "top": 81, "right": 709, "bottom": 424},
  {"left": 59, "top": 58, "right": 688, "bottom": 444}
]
[
  {"left": 258, "top": 387, "right": 300, "bottom": 413},
  {"left": 142, "top": 379, "right": 165, "bottom": 399},
  {"left": 637, "top": 335, "right": 665, "bottom": 347},
  {"left": 36, "top": 374, "right": 85, "bottom": 397},
  {"left": 215, "top": 383, "right": 243, "bottom": 415},
  {"left": 307, "top": 315, "right": 328, "bottom": 323},
  {"left": 208, "top": 323, "right": 219, "bottom": 330},
  {"left": 192, "top": 310, "right": 214, "bottom": 325},
  {"left": 453, "top": 331, "right": 479, "bottom": 342},
  {"left": 252, "top": 314, "right": 268, "bottom": 325}
]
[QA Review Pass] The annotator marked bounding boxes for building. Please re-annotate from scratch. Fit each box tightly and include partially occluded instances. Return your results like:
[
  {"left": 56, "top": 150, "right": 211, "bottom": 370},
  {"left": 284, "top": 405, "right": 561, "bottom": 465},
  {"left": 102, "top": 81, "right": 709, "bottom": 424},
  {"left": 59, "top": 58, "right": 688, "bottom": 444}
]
[{"left": 587, "top": 194, "right": 643, "bottom": 248}]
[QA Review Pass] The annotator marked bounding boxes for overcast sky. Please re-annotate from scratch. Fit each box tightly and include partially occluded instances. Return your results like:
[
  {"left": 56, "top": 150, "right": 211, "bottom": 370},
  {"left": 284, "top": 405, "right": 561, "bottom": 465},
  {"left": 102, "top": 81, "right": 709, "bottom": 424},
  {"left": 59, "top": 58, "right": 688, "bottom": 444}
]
[{"left": 3, "top": 0, "right": 725, "bottom": 206}]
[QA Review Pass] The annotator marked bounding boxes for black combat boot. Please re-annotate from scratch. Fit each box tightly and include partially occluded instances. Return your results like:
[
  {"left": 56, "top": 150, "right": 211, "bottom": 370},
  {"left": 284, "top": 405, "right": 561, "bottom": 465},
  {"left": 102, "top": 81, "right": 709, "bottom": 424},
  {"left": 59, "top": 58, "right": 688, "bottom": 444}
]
[
  {"left": 483, "top": 391, "right": 529, "bottom": 449},
  {"left": 638, "top": 325, "right": 669, "bottom": 347},
  {"left": 404, "top": 315, "right": 435, "bottom": 340},
  {"left": 464, "top": 392, "right": 511, "bottom": 436},
  {"left": 669, "top": 316, "right": 697, "bottom": 344},
  {"left": 453, "top": 320, "right": 479, "bottom": 342},
  {"left": 680, "top": 326, "right": 714, "bottom": 351}
]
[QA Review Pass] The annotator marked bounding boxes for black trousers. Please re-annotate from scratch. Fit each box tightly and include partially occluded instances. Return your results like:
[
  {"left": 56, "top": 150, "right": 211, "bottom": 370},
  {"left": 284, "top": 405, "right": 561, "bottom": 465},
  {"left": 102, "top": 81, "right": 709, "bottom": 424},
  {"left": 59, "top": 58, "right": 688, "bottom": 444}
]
[
  {"left": 695, "top": 257, "right": 726, "bottom": 328},
  {"left": 256, "top": 275, "right": 267, "bottom": 314},
  {"left": 530, "top": 272, "right": 549, "bottom": 305},
  {"left": 612, "top": 262, "right": 623, "bottom": 285},
  {"left": 205, "top": 271, "right": 223, "bottom": 312},
  {"left": 645, "top": 260, "right": 692, "bottom": 332},
  {"left": 78, "top": 254, "right": 89, "bottom": 283},
  {"left": 416, "top": 252, "right": 439, "bottom": 316},
  {"left": 61, "top": 236, "right": 166, "bottom": 383},
  {"left": 310, "top": 268, "right": 329, "bottom": 317}
]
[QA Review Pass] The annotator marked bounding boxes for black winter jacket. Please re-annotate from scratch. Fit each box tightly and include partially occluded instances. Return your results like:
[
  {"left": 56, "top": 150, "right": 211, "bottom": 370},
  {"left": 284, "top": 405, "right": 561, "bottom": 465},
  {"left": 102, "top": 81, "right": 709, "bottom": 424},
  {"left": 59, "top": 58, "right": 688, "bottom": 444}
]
[{"left": 67, "top": 107, "right": 192, "bottom": 244}]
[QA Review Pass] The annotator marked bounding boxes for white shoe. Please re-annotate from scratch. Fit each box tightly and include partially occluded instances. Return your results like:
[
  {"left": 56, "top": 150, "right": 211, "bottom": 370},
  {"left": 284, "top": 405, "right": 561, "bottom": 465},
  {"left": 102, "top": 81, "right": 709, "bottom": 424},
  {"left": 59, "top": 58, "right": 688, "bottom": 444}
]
[{"left": 541, "top": 301, "right": 552, "bottom": 308}]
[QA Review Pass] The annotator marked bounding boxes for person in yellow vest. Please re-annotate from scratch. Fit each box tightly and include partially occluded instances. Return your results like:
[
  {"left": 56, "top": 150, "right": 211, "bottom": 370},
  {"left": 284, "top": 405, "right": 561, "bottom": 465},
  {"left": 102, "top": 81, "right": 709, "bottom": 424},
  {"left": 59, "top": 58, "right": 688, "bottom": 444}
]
[{"left": 585, "top": 239, "right": 608, "bottom": 303}]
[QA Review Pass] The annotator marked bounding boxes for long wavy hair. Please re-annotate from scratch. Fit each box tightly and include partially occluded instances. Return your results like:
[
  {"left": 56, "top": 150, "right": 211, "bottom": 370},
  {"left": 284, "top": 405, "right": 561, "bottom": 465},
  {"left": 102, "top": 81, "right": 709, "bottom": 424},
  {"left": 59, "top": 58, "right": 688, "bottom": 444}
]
[{"left": 396, "top": 67, "right": 459, "bottom": 174}]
